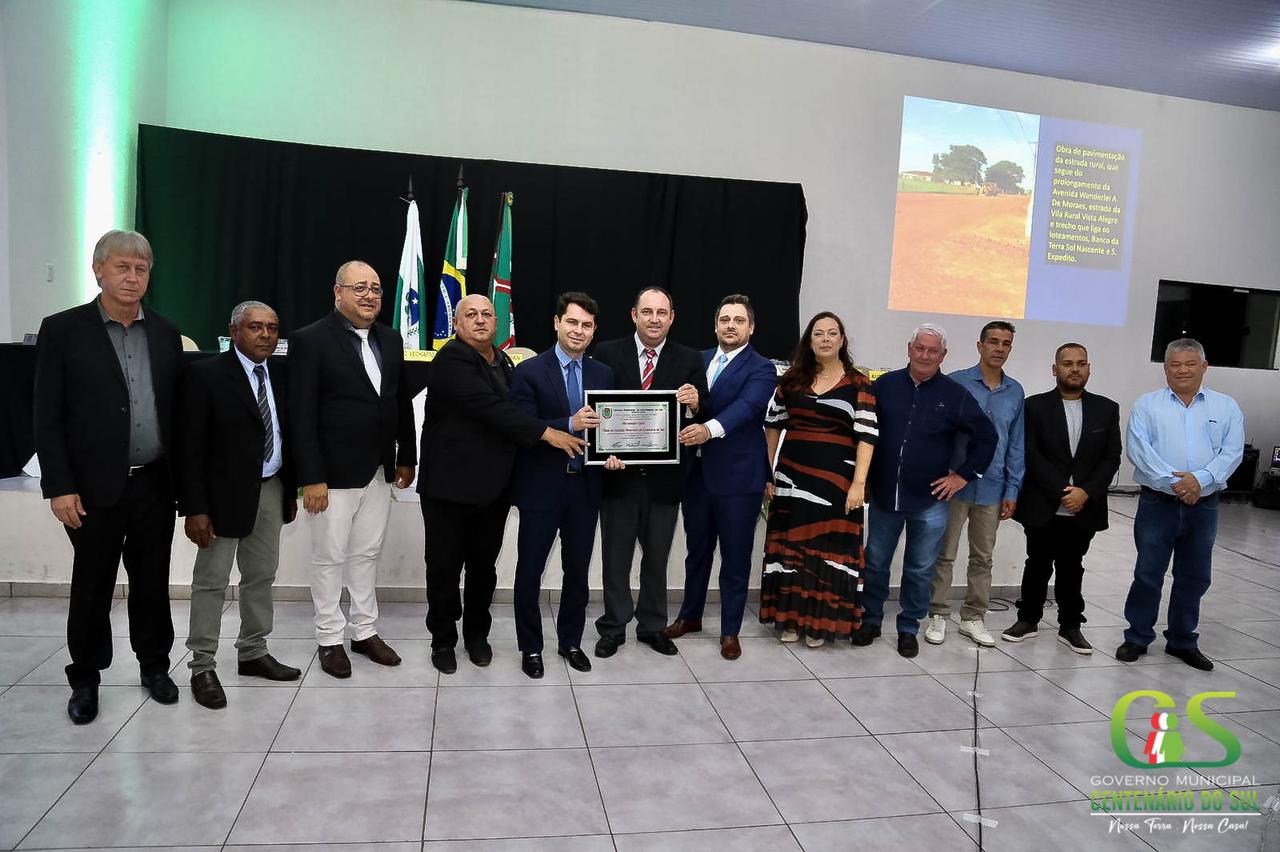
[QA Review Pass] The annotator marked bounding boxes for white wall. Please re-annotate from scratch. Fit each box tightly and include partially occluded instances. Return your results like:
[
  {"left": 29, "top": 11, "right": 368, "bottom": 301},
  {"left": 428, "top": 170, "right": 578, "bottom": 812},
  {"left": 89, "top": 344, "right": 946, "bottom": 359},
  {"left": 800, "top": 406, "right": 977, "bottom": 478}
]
[
  {"left": 2, "top": 0, "right": 168, "bottom": 338},
  {"left": 0, "top": 3, "right": 11, "bottom": 342}
]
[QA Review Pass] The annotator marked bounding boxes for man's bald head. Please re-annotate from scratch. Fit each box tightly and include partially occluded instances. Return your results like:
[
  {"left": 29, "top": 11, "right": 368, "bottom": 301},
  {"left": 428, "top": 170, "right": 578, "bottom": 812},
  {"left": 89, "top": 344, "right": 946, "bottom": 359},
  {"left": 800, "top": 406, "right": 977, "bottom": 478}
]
[{"left": 455, "top": 294, "right": 497, "bottom": 354}]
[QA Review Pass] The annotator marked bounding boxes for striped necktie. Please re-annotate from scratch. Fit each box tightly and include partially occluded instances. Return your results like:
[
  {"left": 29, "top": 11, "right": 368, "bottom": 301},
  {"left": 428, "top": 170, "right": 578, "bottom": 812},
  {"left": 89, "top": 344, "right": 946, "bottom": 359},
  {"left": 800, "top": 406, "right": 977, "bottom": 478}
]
[
  {"left": 641, "top": 348, "right": 657, "bottom": 390},
  {"left": 253, "top": 364, "right": 273, "bottom": 463}
]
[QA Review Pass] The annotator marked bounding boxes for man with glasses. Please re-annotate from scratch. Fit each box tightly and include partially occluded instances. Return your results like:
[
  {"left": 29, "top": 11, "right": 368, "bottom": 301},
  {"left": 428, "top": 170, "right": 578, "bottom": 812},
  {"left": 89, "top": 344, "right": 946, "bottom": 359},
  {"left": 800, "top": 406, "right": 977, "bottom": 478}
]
[{"left": 288, "top": 260, "right": 416, "bottom": 678}]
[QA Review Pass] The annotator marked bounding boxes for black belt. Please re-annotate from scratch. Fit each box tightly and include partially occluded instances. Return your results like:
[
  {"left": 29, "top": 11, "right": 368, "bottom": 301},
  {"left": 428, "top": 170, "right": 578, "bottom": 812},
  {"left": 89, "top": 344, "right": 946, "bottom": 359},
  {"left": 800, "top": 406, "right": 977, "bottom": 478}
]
[
  {"left": 1141, "top": 485, "right": 1217, "bottom": 503},
  {"left": 261, "top": 474, "right": 276, "bottom": 483},
  {"left": 127, "top": 459, "right": 165, "bottom": 477}
]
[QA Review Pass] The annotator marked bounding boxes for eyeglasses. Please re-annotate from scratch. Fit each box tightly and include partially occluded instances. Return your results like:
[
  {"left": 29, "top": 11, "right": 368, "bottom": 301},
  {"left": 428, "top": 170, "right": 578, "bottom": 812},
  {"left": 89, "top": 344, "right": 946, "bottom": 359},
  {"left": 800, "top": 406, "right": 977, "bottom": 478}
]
[{"left": 338, "top": 283, "right": 383, "bottom": 297}]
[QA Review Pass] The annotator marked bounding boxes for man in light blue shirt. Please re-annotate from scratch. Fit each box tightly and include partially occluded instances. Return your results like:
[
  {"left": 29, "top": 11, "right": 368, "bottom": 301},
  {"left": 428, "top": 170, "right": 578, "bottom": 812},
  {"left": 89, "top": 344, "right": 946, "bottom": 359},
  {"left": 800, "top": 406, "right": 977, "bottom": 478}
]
[
  {"left": 1116, "top": 338, "right": 1244, "bottom": 671},
  {"left": 926, "top": 321, "right": 1024, "bottom": 648}
]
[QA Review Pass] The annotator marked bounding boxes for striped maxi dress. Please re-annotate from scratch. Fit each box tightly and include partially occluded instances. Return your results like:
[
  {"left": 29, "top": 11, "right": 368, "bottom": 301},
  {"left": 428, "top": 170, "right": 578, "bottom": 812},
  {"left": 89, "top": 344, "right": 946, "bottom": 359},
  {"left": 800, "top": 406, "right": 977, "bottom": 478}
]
[{"left": 758, "top": 372, "right": 879, "bottom": 640}]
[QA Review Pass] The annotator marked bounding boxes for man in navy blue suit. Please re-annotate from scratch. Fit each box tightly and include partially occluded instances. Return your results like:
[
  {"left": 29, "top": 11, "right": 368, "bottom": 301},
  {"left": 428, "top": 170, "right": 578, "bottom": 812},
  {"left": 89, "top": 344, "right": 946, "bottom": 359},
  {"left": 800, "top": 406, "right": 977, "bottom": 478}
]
[
  {"left": 666, "top": 295, "right": 778, "bottom": 660},
  {"left": 509, "top": 292, "right": 620, "bottom": 679}
]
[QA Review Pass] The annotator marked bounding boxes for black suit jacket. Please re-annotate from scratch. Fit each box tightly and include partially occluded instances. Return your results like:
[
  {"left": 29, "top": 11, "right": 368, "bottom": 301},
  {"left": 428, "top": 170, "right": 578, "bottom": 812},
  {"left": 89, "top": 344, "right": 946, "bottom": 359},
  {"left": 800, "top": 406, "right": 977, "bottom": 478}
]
[
  {"left": 418, "top": 339, "right": 545, "bottom": 506},
  {"left": 34, "top": 300, "right": 183, "bottom": 506},
  {"left": 287, "top": 311, "right": 416, "bottom": 489},
  {"left": 592, "top": 336, "right": 708, "bottom": 504},
  {"left": 177, "top": 351, "right": 296, "bottom": 538},
  {"left": 1014, "top": 388, "right": 1121, "bottom": 532},
  {"left": 509, "top": 348, "right": 614, "bottom": 512}
]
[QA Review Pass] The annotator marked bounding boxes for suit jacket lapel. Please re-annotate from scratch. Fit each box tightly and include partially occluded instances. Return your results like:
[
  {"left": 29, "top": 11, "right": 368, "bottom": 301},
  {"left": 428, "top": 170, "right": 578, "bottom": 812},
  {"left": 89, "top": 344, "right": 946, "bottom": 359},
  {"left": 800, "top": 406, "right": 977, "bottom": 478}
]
[
  {"left": 327, "top": 313, "right": 377, "bottom": 396},
  {"left": 714, "top": 344, "right": 752, "bottom": 392},
  {"left": 222, "top": 350, "right": 263, "bottom": 422},
  {"left": 546, "top": 351, "right": 571, "bottom": 418},
  {"left": 1048, "top": 393, "right": 1073, "bottom": 460},
  {"left": 83, "top": 304, "right": 127, "bottom": 389},
  {"left": 372, "top": 323, "right": 395, "bottom": 399}
]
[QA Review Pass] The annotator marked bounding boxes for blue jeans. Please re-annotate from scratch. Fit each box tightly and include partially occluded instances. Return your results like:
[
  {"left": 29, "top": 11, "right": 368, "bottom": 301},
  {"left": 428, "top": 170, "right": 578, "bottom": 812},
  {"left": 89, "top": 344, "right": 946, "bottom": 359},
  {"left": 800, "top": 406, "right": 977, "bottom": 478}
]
[
  {"left": 1123, "top": 490, "right": 1218, "bottom": 651},
  {"left": 861, "top": 501, "right": 951, "bottom": 635}
]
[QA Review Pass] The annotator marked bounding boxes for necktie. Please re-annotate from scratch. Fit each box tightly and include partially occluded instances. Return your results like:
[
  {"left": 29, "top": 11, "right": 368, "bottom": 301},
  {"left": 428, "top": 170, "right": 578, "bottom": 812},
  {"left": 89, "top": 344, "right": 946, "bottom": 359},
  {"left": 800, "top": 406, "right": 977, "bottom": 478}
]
[
  {"left": 710, "top": 353, "right": 729, "bottom": 387},
  {"left": 253, "top": 364, "right": 273, "bottom": 464},
  {"left": 641, "top": 348, "right": 657, "bottom": 390},
  {"left": 566, "top": 359, "right": 583, "bottom": 470},
  {"left": 353, "top": 327, "right": 382, "bottom": 392}
]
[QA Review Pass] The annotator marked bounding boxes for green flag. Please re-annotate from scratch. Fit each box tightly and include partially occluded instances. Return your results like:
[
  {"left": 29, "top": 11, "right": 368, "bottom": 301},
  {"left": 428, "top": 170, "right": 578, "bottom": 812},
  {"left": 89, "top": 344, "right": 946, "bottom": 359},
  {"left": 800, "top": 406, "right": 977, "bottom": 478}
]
[
  {"left": 489, "top": 192, "right": 515, "bottom": 350},
  {"left": 392, "top": 199, "right": 425, "bottom": 350}
]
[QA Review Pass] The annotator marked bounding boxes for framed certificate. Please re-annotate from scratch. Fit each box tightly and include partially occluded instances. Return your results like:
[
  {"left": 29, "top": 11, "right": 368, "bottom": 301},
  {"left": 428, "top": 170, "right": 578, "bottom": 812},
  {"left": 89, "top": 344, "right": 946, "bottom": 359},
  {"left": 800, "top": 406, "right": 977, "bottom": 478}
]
[{"left": 584, "top": 389, "right": 681, "bottom": 465}]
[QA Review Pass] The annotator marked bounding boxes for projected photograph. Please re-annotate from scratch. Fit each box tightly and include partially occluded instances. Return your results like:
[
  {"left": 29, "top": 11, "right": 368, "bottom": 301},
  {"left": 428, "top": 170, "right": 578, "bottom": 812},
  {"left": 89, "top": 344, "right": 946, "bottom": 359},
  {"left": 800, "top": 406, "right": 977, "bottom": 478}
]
[{"left": 887, "top": 96, "right": 1142, "bottom": 326}]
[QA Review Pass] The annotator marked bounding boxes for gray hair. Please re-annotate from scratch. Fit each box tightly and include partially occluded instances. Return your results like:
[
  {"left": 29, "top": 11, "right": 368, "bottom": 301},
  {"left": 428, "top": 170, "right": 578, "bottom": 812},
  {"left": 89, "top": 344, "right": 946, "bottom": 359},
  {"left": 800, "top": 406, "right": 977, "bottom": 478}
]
[
  {"left": 230, "top": 300, "right": 276, "bottom": 327},
  {"left": 909, "top": 323, "right": 948, "bottom": 350},
  {"left": 335, "top": 259, "right": 375, "bottom": 285},
  {"left": 93, "top": 230, "right": 153, "bottom": 268},
  {"left": 1164, "top": 337, "right": 1206, "bottom": 363}
]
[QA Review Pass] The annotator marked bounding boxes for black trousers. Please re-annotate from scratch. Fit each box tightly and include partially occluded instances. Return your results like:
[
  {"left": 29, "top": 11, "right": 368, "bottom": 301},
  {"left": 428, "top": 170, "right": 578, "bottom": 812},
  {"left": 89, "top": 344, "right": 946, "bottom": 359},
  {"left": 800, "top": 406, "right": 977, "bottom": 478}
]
[
  {"left": 513, "top": 475, "right": 598, "bottom": 653},
  {"left": 64, "top": 464, "right": 176, "bottom": 689},
  {"left": 596, "top": 478, "right": 679, "bottom": 640},
  {"left": 1016, "top": 515, "right": 1097, "bottom": 629},
  {"left": 421, "top": 496, "right": 510, "bottom": 649}
]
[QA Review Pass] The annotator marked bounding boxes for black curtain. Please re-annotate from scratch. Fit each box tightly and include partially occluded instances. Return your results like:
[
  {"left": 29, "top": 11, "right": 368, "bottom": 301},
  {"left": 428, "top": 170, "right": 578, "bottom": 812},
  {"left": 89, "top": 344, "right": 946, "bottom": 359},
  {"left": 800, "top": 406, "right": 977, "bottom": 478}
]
[{"left": 136, "top": 125, "right": 806, "bottom": 358}]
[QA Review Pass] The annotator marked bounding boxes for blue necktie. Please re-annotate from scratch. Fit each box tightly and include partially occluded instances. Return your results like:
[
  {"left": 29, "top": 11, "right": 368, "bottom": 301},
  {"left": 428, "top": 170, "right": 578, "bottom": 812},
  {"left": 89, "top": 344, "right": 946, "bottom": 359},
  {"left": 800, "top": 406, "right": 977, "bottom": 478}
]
[
  {"left": 710, "top": 353, "right": 729, "bottom": 387},
  {"left": 567, "top": 359, "right": 583, "bottom": 470}
]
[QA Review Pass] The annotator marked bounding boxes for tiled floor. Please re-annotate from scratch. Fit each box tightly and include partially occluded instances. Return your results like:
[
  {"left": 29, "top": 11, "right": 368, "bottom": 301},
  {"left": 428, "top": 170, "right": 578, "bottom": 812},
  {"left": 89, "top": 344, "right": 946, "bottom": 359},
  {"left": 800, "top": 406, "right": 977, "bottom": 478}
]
[{"left": 1, "top": 497, "right": 1279, "bottom": 850}]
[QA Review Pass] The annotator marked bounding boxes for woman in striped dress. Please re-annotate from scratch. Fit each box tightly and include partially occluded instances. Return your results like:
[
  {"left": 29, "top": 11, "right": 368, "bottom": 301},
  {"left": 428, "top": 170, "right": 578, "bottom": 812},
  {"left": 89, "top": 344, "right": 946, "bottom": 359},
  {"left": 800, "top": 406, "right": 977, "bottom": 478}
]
[{"left": 758, "top": 312, "right": 878, "bottom": 646}]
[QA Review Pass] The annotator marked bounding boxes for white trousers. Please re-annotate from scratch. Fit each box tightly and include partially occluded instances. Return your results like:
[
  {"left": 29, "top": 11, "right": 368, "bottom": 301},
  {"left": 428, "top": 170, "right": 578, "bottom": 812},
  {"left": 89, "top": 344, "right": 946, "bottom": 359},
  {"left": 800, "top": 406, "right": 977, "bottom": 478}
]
[{"left": 308, "top": 474, "right": 391, "bottom": 645}]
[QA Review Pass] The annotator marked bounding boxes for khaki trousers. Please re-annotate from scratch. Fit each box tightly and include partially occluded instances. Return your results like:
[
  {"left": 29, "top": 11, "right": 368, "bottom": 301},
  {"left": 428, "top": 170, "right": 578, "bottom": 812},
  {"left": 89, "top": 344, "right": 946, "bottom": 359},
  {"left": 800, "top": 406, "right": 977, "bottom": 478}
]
[{"left": 929, "top": 498, "right": 1001, "bottom": 620}]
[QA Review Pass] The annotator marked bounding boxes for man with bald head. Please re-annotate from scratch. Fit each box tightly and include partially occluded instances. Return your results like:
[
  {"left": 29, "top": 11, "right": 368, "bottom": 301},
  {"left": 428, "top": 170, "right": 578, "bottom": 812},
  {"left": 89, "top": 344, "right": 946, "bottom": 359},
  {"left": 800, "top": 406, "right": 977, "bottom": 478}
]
[
  {"left": 418, "top": 294, "right": 585, "bottom": 673},
  {"left": 288, "top": 260, "right": 417, "bottom": 678},
  {"left": 179, "top": 301, "right": 302, "bottom": 709}
]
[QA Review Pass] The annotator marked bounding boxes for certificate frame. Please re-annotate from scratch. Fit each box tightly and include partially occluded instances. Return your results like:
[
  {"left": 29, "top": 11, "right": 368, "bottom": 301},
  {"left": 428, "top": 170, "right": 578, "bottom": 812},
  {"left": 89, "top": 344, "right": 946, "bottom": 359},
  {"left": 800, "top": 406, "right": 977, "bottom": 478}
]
[{"left": 584, "top": 389, "right": 681, "bottom": 466}]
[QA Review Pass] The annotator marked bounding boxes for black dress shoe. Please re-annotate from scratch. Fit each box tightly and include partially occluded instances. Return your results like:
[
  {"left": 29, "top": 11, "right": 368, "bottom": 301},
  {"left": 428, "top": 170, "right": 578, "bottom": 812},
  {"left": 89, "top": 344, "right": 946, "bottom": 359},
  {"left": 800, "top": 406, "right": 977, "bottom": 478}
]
[
  {"left": 594, "top": 634, "right": 625, "bottom": 658},
  {"left": 350, "top": 634, "right": 401, "bottom": 666},
  {"left": 897, "top": 633, "right": 919, "bottom": 659},
  {"left": 318, "top": 644, "right": 352, "bottom": 678},
  {"left": 432, "top": 647, "right": 458, "bottom": 675},
  {"left": 637, "top": 632, "right": 679, "bottom": 656},
  {"left": 190, "top": 671, "right": 227, "bottom": 709},
  {"left": 465, "top": 639, "right": 493, "bottom": 667},
  {"left": 141, "top": 672, "right": 180, "bottom": 704},
  {"left": 1115, "top": 641, "right": 1148, "bottom": 663},
  {"left": 559, "top": 647, "right": 592, "bottom": 672},
  {"left": 67, "top": 686, "right": 98, "bottom": 725},
  {"left": 521, "top": 652, "right": 545, "bottom": 679},
  {"left": 237, "top": 654, "right": 301, "bottom": 681},
  {"left": 850, "top": 624, "right": 881, "bottom": 647},
  {"left": 1166, "top": 646, "right": 1214, "bottom": 671}
]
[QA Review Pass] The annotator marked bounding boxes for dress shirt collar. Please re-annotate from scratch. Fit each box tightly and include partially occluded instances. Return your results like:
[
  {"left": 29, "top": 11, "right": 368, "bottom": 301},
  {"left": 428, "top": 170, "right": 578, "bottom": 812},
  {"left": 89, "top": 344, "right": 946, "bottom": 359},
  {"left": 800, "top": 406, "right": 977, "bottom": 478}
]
[
  {"left": 714, "top": 343, "right": 746, "bottom": 367},
  {"left": 555, "top": 342, "right": 583, "bottom": 370},
  {"left": 634, "top": 334, "right": 667, "bottom": 358},
  {"left": 233, "top": 344, "right": 270, "bottom": 379},
  {"left": 1164, "top": 386, "right": 1206, "bottom": 406},
  {"left": 96, "top": 295, "right": 144, "bottom": 324},
  {"left": 957, "top": 363, "right": 1010, "bottom": 391}
]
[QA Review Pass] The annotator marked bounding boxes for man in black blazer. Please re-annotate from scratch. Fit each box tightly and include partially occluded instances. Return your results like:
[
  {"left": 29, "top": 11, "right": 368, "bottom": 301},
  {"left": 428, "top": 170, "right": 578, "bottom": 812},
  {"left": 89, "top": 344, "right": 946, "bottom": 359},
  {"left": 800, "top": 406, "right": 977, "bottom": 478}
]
[
  {"left": 179, "top": 301, "right": 303, "bottom": 709},
  {"left": 591, "top": 286, "right": 706, "bottom": 658},
  {"left": 418, "top": 294, "right": 584, "bottom": 675},
  {"left": 34, "top": 230, "right": 183, "bottom": 724},
  {"left": 1002, "top": 343, "right": 1121, "bottom": 654},
  {"left": 509, "top": 292, "right": 619, "bottom": 679},
  {"left": 288, "top": 260, "right": 416, "bottom": 678}
]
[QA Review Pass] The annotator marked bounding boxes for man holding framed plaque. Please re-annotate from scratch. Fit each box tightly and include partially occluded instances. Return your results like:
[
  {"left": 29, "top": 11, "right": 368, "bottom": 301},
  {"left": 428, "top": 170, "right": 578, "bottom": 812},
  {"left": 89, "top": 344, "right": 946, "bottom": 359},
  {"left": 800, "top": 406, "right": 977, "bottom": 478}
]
[
  {"left": 589, "top": 287, "right": 706, "bottom": 659},
  {"left": 666, "top": 295, "right": 779, "bottom": 661}
]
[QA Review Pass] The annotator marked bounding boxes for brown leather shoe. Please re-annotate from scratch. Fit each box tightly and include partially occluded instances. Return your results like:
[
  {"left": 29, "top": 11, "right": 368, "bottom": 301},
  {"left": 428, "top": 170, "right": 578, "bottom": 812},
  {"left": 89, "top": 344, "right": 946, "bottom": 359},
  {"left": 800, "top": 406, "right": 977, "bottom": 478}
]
[
  {"left": 665, "top": 618, "right": 703, "bottom": 639},
  {"left": 720, "top": 635, "right": 742, "bottom": 660},
  {"left": 318, "top": 644, "right": 352, "bottom": 678},
  {"left": 190, "top": 671, "right": 227, "bottom": 709},
  {"left": 351, "top": 634, "right": 401, "bottom": 667}
]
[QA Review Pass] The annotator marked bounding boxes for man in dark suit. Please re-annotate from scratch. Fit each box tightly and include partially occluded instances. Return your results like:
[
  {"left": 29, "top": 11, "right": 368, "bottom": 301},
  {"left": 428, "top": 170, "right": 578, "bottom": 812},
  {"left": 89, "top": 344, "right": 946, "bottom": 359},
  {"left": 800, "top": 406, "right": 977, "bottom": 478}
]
[
  {"left": 591, "top": 286, "right": 706, "bottom": 659},
  {"left": 179, "top": 301, "right": 303, "bottom": 709},
  {"left": 666, "top": 295, "right": 778, "bottom": 661},
  {"left": 1002, "top": 342, "right": 1121, "bottom": 655},
  {"left": 34, "top": 229, "right": 183, "bottom": 724},
  {"left": 419, "top": 294, "right": 584, "bottom": 675},
  {"left": 509, "top": 292, "right": 618, "bottom": 679},
  {"left": 288, "top": 260, "right": 416, "bottom": 678}
]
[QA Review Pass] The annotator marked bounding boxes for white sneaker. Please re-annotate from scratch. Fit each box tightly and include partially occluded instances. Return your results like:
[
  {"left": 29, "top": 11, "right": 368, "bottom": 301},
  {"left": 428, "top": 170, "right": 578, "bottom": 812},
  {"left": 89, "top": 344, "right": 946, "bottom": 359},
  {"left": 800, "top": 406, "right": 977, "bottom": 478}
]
[
  {"left": 805, "top": 635, "right": 825, "bottom": 648},
  {"left": 958, "top": 619, "right": 996, "bottom": 647},
  {"left": 780, "top": 629, "right": 799, "bottom": 643},
  {"left": 923, "top": 615, "right": 947, "bottom": 645}
]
